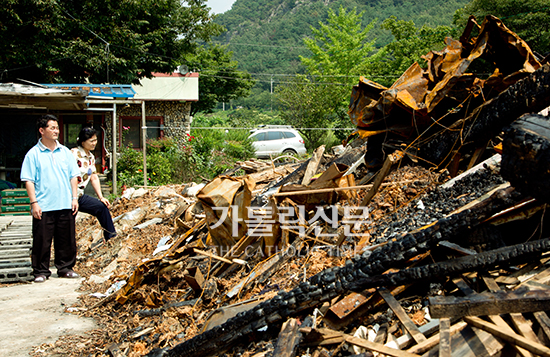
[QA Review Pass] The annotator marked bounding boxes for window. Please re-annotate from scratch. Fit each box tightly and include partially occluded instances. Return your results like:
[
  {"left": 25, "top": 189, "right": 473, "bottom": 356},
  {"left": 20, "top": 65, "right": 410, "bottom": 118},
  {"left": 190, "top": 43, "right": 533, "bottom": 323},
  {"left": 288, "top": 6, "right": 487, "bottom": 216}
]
[
  {"left": 282, "top": 131, "right": 296, "bottom": 139},
  {"left": 120, "top": 117, "right": 163, "bottom": 149},
  {"left": 64, "top": 124, "right": 82, "bottom": 148},
  {"left": 251, "top": 132, "right": 266, "bottom": 141},
  {"left": 266, "top": 131, "right": 282, "bottom": 141}
]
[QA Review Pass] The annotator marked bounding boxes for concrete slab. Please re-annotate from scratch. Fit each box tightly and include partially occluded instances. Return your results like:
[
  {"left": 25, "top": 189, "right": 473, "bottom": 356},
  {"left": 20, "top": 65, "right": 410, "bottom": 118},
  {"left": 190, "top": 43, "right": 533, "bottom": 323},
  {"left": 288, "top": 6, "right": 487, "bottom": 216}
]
[{"left": 0, "top": 270, "right": 96, "bottom": 356}]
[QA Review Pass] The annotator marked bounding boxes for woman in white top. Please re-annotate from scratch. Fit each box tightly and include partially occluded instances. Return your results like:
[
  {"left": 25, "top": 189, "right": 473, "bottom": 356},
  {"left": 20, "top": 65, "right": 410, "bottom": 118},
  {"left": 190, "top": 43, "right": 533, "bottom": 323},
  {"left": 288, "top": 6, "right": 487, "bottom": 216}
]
[{"left": 71, "top": 127, "right": 116, "bottom": 244}]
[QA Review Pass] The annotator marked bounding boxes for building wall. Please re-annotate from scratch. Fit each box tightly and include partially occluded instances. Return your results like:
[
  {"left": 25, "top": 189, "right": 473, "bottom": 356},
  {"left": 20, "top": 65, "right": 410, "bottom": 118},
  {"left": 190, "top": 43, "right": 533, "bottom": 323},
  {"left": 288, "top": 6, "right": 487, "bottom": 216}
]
[{"left": 103, "top": 101, "right": 193, "bottom": 153}]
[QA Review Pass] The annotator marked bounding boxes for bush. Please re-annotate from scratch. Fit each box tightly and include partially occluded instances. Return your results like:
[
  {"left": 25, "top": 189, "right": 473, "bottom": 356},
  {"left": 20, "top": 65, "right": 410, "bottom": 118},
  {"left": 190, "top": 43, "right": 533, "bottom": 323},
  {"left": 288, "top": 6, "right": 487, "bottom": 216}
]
[{"left": 116, "top": 132, "right": 255, "bottom": 190}]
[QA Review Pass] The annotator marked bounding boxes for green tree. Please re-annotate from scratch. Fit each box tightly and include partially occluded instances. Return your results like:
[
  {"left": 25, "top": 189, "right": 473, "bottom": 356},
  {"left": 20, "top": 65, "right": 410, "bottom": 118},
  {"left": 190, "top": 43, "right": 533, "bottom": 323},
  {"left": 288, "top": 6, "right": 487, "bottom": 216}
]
[
  {"left": 276, "top": 75, "right": 343, "bottom": 151},
  {"left": 0, "top": 0, "right": 224, "bottom": 84},
  {"left": 185, "top": 44, "right": 254, "bottom": 115},
  {"left": 368, "top": 16, "right": 452, "bottom": 87},
  {"left": 211, "top": 0, "right": 469, "bottom": 110},
  {"left": 300, "top": 6, "right": 377, "bottom": 85},
  {"left": 277, "top": 6, "right": 375, "bottom": 147},
  {"left": 453, "top": 0, "right": 550, "bottom": 56}
]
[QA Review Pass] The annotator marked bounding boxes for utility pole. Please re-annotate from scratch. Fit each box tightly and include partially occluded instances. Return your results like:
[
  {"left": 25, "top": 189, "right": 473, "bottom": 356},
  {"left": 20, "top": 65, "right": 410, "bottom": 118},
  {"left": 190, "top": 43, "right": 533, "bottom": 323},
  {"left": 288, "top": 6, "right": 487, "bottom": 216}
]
[{"left": 270, "top": 74, "right": 273, "bottom": 112}]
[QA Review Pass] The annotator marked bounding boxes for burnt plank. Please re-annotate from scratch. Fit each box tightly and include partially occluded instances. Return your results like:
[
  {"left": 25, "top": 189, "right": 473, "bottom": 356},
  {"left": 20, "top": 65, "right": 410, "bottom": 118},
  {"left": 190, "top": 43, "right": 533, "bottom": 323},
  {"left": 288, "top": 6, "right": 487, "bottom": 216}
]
[
  {"left": 378, "top": 288, "right": 427, "bottom": 344},
  {"left": 482, "top": 276, "right": 534, "bottom": 357},
  {"left": 272, "top": 318, "right": 302, "bottom": 357},
  {"left": 406, "top": 321, "right": 467, "bottom": 355},
  {"left": 438, "top": 318, "right": 451, "bottom": 357},
  {"left": 422, "top": 325, "right": 504, "bottom": 357},
  {"left": 428, "top": 288, "right": 550, "bottom": 319},
  {"left": 451, "top": 277, "right": 476, "bottom": 296},
  {"left": 464, "top": 316, "right": 550, "bottom": 357},
  {"left": 533, "top": 311, "right": 550, "bottom": 343}
]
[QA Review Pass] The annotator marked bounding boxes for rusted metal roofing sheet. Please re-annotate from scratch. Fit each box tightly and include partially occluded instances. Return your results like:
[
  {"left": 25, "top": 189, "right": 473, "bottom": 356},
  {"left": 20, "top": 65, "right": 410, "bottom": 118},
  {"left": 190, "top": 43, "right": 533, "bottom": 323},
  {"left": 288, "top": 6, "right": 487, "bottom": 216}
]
[{"left": 348, "top": 15, "right": 542, "bottom": 142}]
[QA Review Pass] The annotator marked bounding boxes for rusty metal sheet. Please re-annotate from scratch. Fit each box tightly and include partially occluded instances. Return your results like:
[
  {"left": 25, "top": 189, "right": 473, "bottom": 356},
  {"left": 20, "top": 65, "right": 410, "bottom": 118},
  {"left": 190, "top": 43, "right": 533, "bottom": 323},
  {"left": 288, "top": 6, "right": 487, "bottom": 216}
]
[
  {"left": 348, "top": 15, "right": 542, "bottom": 142},
  {"left": 197, "top": 176, "right": 256, "bottom": 252},
  {"left": 329, "top": 290, "right": 373, "bottom": 320},
  {"left": 275, "top": 163, "right": 351, "bottom": 211}
]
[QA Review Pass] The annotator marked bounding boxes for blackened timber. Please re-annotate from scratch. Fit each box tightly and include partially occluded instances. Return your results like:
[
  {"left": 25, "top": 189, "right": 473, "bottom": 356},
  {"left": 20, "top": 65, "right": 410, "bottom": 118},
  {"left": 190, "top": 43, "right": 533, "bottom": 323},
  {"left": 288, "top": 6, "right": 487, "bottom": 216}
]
[
  {"left": 146, "top": 186, "right": 522, "bottom": 357},
  {"left": 419, "top": 64, "right": 550, "bottom": 167},
  {"left": 348, "top": 238, "right": 550, "bottom": 295},
  {"left": 501, "top": 113, "right": 550, "bottom": 202}
]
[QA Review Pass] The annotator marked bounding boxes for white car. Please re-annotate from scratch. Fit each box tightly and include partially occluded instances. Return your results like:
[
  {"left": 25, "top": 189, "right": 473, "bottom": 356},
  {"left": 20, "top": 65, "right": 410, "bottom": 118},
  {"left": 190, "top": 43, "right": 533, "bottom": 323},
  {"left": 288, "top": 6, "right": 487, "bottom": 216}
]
[{"left": 248, "top": 126, "right": 307, "bottom": 158}]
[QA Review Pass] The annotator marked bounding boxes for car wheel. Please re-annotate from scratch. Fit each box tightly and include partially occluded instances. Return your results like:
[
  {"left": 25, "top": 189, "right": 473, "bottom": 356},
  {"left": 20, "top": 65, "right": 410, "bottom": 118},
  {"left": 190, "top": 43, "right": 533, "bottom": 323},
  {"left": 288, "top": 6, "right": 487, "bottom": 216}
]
[{"left": 274, "top": 149, "right": 299, "bottom": 163}]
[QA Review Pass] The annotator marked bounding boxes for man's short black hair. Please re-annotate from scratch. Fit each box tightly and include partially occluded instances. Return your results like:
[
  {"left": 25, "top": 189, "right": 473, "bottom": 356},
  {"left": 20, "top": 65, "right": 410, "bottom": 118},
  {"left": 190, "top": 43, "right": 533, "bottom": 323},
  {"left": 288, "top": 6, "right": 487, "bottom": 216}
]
[{"left": 37, "top": 114, "right": 59, "bottom": 130}]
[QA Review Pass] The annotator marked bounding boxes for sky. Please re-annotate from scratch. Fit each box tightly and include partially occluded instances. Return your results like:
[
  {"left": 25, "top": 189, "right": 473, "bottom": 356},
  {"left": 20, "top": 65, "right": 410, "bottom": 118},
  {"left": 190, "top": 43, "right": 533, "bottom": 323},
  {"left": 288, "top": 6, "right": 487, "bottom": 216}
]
[{"left": 206, "top": 0, "right": 236, "bottom": 14}]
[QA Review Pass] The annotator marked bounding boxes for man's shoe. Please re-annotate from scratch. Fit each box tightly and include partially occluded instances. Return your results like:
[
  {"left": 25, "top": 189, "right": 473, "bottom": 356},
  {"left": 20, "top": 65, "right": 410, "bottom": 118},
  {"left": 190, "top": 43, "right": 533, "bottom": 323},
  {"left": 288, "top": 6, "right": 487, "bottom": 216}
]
[
  {"left": 59, "top": 270, "right": 80, "bottom": 278},
  {"left": 34, "top": 275, "right": 47, "bottom": 283}
]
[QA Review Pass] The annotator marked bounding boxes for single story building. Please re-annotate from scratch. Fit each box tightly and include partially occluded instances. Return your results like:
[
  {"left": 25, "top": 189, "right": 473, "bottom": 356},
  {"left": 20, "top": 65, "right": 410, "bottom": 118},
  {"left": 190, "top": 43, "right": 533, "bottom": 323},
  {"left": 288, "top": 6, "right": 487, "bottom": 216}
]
[{"left": 0, "top": 70, "right": 199, "bottom": 193}]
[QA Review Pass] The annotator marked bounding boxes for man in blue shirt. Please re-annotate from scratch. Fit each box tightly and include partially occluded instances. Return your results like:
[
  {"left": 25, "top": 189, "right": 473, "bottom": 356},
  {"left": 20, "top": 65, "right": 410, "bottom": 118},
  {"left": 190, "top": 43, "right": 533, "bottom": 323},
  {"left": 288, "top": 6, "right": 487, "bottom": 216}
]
[{"left": 21, "top": 114, "right": 81, "bottom": 283}]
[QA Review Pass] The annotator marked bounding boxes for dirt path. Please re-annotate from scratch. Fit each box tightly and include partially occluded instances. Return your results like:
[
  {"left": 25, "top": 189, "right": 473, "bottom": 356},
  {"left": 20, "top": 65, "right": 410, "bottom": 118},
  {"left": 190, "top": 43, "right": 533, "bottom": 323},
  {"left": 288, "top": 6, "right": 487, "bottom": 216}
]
[{"left": 0, "top": 270, "right": 97, "bottom": 357}]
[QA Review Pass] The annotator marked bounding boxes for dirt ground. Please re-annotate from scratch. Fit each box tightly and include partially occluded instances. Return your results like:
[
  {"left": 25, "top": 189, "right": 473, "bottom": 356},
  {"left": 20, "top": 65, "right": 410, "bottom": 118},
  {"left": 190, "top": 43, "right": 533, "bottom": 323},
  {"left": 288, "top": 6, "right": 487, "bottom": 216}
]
[{"left": 0, "top": 269, "right": 96, "bottom": 357}]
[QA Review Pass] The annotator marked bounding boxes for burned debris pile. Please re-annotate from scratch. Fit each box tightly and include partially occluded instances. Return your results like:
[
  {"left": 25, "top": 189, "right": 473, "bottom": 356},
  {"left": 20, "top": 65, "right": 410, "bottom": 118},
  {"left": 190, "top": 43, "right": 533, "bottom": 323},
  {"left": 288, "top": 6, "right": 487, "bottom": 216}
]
[{"left": 32, "top": 15, "right": 550, "bottom": 357}]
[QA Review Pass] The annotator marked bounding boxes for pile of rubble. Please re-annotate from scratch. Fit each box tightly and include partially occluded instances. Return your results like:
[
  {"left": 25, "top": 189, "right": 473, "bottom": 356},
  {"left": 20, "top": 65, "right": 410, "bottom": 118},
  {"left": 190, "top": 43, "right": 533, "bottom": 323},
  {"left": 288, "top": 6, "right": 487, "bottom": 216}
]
[{"left": 31, "top": 15, "right": 550, "bottom": 357}]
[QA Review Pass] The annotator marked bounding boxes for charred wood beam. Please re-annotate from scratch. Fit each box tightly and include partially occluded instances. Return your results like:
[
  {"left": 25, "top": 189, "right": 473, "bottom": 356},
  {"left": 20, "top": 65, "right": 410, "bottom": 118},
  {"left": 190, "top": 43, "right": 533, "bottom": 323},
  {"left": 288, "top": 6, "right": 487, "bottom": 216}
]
[
  {"left": 419, "top": 64, "right": 550, "bottom": 167},
  {"left": 348, "top": 237, "right": 550, "bottom": 294},
  {"left": 501, "top": 113, "right": 550, "bottom": 202},
  {"left": 146, "top": 187, "right": 522, "bottom": 357}
]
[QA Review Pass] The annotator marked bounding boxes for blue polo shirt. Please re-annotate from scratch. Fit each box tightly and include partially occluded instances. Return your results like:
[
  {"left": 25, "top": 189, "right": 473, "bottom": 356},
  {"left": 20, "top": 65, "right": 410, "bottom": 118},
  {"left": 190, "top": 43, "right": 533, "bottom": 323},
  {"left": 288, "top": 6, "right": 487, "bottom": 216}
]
[{"left": 20, "top": 139, "right": 80, "bottom": 212}]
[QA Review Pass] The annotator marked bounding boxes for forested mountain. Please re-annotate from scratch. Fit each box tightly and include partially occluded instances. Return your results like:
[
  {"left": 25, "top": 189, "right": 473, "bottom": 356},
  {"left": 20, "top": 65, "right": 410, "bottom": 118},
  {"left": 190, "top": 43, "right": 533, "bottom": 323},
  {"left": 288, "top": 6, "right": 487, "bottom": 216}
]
[{"left": 211, "top": 0, "right": 469, "bottom": 108}]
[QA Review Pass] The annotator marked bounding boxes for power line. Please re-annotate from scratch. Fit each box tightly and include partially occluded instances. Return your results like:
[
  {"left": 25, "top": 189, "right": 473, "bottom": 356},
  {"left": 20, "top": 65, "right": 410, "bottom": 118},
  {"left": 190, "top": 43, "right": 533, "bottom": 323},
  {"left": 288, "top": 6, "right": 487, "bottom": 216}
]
[
  {"left": 226, "top": 42, "right": 309, "bottom": 50},
  {"left": 148, "top": 126, "right": 355, "bottom": 131}
]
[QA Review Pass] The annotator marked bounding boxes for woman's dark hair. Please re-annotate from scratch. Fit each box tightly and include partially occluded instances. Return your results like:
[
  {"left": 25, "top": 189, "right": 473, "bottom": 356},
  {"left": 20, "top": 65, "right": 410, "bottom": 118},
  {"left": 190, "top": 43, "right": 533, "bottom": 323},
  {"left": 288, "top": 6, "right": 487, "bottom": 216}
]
[{"left": 76, "top": 127, "right": 98, "bottom": 147}]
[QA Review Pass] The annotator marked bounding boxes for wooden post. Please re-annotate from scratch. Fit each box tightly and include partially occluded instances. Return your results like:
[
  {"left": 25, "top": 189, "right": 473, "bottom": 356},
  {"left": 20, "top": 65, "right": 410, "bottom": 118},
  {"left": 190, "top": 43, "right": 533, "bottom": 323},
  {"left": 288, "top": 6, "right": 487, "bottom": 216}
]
[{"left": 359, "top": 151, "right": 403, "bottom": 207}]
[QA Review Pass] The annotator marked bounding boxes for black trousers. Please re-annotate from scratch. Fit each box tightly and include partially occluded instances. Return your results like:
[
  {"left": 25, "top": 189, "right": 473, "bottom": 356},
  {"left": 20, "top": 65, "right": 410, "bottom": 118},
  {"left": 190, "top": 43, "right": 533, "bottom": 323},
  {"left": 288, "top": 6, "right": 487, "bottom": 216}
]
[
  {"left": 78, "top": 194, "right": 116, "bottom": 240},
  {"left": 32, "top": 209, "right": 76, "bottom": 277}
]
